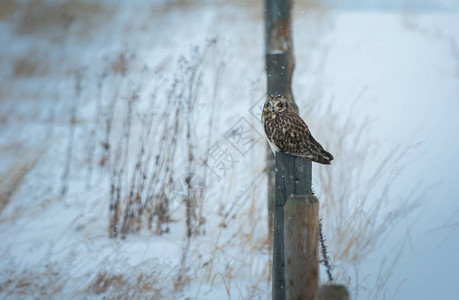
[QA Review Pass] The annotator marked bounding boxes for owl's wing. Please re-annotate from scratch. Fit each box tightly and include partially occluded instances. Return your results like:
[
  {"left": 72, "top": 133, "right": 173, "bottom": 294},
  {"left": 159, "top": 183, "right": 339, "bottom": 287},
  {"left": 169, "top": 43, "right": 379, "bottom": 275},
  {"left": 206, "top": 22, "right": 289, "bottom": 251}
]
[{"left": 274, "top": 111, "right": 334, "bottom": 164}]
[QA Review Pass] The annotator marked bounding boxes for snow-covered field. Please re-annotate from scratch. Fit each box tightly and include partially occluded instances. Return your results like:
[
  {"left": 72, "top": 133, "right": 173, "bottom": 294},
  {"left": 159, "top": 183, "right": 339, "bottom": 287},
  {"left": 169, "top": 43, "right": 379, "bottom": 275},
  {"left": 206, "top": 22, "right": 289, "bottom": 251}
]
[{"left": 0, "top": 0, "right": 458, "bottom": 299}]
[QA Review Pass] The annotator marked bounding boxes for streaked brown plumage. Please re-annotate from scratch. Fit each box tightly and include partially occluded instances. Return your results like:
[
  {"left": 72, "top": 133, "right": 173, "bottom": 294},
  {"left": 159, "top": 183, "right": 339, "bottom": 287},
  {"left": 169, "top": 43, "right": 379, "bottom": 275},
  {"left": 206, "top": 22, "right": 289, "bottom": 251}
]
[{"left": 261, "top": 95, "right": 334, "bottom": 165}]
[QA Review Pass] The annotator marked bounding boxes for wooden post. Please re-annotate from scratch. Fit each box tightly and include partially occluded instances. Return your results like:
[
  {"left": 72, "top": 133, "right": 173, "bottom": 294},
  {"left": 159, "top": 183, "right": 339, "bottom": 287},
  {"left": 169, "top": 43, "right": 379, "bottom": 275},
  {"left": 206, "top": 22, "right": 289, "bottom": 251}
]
[
  {"left": 273, "top": 152, "right": 312, "bottom": 300},
  {"left": 265, "top": 1, "right": 320, "bottom": 299},
  {"left": 266, "top": 53, "right": 292, "bottom": 245},
  {"left": 316, "top": 285, "right": 350, "bottom": 300},
  {"left": 265, "top": 2, "right": 348, "bottom": 300},
  {"left": 265, "top": 0, "right": 298, "bottom": 245},
  {"left": 284, "top": 195, "right": 319, "bottom": 300},
  {"left": 265, "top": 0, "right": 296, "bottom": 105}
]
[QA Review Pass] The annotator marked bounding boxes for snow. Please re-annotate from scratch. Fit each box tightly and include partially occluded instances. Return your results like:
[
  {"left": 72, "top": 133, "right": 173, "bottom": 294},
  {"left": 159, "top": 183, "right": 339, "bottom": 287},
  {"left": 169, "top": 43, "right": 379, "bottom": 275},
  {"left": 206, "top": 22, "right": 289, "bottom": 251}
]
[{"left": 1, "top": 0, "right": 458, "bottom": 299}]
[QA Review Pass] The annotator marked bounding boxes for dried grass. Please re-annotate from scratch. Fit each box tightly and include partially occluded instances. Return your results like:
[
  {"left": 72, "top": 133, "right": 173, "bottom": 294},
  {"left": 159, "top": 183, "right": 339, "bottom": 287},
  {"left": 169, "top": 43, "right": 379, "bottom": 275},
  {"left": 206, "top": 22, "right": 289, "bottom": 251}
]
[
  {"left": 0, "top": 263, "right": 65, "bottom": 298},
  {"left": 0, "top": 151, "right": 43, "bottom": 216},
  {"left": 306, "top": 96, "right": 422, "bottom": 298},
  {"left": 88, "top": 270, "right": 165, "bottom": 299},
  {"left": 100, "top": 40, "right": 220, "bottom": 239},
  {"left": 0, "top": 260, "right": 168, "bottom": 299}
]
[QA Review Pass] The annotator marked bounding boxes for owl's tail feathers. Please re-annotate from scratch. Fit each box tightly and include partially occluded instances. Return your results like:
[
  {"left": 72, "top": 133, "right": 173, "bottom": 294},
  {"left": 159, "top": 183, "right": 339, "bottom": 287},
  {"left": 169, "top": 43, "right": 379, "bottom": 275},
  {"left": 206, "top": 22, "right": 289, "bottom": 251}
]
[{"left": 314, "top": 150, "right": 334, "bottom": 165}]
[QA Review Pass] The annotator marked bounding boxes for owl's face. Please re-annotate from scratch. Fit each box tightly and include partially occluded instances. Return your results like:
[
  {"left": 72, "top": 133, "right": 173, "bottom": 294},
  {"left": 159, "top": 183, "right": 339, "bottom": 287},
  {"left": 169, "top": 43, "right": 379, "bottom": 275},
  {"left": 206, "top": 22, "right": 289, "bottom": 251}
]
[{"left": 264, "top": 95, "right": 288, "bottom": 114}]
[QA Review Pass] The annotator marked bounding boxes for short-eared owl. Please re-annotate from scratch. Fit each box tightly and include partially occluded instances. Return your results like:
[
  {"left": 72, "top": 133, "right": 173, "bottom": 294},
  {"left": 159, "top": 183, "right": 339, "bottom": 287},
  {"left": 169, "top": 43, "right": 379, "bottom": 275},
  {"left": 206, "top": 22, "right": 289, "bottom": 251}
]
[{"left": 261, "top": 95, "right": 334, "bottom": 165}]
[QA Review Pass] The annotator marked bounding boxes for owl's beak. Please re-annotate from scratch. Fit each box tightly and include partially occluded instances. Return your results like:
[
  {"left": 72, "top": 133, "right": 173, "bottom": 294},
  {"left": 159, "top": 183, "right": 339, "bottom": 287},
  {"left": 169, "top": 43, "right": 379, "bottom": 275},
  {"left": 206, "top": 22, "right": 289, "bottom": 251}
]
[{"left": 270, "top": 107, "right": 276, "bottom": 113}]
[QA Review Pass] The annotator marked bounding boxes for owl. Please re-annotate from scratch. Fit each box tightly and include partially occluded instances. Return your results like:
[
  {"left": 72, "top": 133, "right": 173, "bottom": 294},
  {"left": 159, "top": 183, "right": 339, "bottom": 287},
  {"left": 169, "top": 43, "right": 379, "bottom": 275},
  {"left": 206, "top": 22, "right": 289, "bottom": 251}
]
[{"left": 261, "top": 95, "right": 334, "bottom": 165}]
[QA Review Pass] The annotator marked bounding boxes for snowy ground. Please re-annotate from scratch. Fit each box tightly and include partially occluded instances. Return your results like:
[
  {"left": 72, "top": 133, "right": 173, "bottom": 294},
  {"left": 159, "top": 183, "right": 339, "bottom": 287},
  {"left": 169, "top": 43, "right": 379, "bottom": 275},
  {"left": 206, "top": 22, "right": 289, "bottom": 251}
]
[{"left": 0, "top": 0, "right": 458, "bottom": 299}]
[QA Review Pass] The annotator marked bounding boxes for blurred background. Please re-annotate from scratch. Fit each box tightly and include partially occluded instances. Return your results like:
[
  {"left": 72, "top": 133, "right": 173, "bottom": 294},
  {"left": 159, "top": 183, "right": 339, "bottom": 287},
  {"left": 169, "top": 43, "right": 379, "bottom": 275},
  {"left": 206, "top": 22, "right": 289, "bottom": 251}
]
[{"left": 0, "top": 0, "right": 458, "bottom": 299}]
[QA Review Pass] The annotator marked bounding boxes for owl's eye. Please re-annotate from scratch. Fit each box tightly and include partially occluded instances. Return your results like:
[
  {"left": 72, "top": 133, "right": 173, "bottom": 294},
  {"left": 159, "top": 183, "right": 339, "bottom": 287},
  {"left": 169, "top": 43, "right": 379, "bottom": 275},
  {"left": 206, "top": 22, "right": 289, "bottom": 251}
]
[{"left": 277, "top": 103, "right": 282, "bottom": 107}]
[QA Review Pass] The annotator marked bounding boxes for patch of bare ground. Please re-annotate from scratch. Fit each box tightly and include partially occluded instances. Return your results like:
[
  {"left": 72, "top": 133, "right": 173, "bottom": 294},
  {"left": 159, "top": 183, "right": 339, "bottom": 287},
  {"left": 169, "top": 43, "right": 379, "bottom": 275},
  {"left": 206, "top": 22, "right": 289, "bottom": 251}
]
[
  {"left": 0, "top": 0, "right": 19, "bottom": 21},
  {"left": 12, "top": 0, "right": 111, "bottom": 38},
  {"left": 12, "top": 50, "right": 50, "bottom": 78}
]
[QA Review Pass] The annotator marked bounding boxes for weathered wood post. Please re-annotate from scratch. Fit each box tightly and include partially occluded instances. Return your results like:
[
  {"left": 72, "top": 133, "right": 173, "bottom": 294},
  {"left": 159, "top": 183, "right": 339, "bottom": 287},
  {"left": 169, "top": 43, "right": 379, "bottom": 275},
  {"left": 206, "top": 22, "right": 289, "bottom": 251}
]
[
  {"left": 273, "top": 152, "right": 312, "bottom": 300},
  {"left": 265, "top": 0, "right": 315, "bottom": 299},
  {"left": 284, "top": 195, "right": 319, "bottom": 300},
  {"left": 265, "top": 0, "right": 297, "bottom": 244},
  {"left": 265, "top": 2, "right": 350, "bottom": 299}
]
